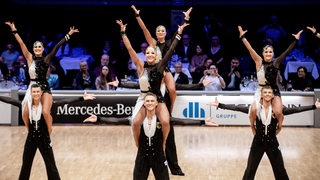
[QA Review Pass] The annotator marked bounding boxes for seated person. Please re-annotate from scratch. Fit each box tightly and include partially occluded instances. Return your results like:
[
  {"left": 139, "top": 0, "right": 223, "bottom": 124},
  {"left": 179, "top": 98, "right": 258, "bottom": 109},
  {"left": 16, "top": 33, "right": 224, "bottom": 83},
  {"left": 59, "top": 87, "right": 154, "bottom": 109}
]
[
  {"left": 172, "top": 62, "right": 189, "bottom": 84},
  {"left": 74, "top": 61, "right": 96, "bottom": 90},
  {"left": 287, "top": 66, "right": 314, "bottom": 91},
  {"left": 47, "top": 63, "right": 60, "bottom": 90}
]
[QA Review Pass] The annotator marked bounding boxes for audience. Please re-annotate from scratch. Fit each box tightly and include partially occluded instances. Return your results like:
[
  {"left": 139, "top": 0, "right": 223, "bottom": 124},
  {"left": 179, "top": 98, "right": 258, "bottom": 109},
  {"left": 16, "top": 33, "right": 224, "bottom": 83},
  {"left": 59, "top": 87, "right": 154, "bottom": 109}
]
[
  {"left": 200, "top": 64, "right": 226, "bottom": 91},
  {"left": 223, "top": 57, "right": 242, "bottom": 91},
  {"left": 74, "top": 61, "right": 96, "bottom": 90},
  {"left": 1, "top": 41, "right": 20, "bottom": 71},
  {"left": 287, "top": 66, "right": 314, "bottom": 92},
  {"left": 172, "top": 62, "right": 189, "bottom": 84},
  {"left": 189, "top": 43, "right": 208, "bottom": 83},
  {"left": 95, "top": 65, "right": 115, "bottom": 90}
]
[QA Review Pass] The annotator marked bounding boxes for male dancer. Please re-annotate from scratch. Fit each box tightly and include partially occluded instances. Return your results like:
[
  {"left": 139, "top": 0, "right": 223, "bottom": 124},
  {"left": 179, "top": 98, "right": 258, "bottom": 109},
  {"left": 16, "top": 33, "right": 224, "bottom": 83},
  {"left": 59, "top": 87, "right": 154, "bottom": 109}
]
[
  {"left": 208, "top": 85, "right": 320, "bottom": 180},
  {"left": 0, "top": 84, "right": 95, "bottom": 179}
]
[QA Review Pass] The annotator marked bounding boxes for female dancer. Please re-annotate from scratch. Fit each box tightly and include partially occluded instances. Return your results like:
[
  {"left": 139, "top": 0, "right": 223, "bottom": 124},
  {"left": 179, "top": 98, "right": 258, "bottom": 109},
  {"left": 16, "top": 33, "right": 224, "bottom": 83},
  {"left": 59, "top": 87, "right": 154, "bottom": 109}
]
[
  {"left": 5, "top": 21, "right": 79, "bottom": 135},
  {"left": 116, "top": 19, "right": 188, "bottom": 149},
  {"left": 131, "top": 5, "right": 192, "bottom": 112},
  {"left": 238, "top": 25, "right": 303, "bottom": 134}
]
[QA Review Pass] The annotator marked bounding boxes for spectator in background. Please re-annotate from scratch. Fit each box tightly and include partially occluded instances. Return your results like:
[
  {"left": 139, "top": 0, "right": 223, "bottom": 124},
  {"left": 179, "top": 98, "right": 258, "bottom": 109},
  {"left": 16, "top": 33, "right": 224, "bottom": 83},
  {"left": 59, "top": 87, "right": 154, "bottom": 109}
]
[
  {"left": 257, "top": 15, "right": 287, "bottom": 55},
  {"left": 1, "top": 41, "right": 20, "bottom": 71},
  {"left": 200, "top": 64, "right": 225, "bottom": 91},
  {"left": 11, "top": 55, "right": 29, "bottom": 86},
  {"left": 189, "top": 43, "right": 208, "bottom": 83},
  {"left": 287, "top": 66, "right": 314, "bottom": 92},
  {"left": 197, "top": 58, "right": 213, "bottom": 81},
  {"left": 95, "top": 65, "right": 115, "bottom": 90},
  {"left": 46, "top": 63, "right": 60, "bottom": 90},
  {"left": 175, "top": 33, "right": 195, "bottom": 64},
  {"left": 223, "top": 57, "right": 242, "bottom": 91},
  {"left": 197, "top": 15, "right": 224, "bottom": 47},
  {"left": 113, "top": 39, "right": 130, "bottom": 80},
  {"left": 172, "top": 62, "right": 189, "bottom": 84},
  {"left": 93, "top": 54, "right": 114, "bottom": 79},
  {"left": 207, "top": 35, "right": 225, "bottom": 70},
  {"left": 0, "top": 56, "right": 10, "bottom": 80},
  {"left": 75, "top": 61, "right": 96, "bottom": 90}
]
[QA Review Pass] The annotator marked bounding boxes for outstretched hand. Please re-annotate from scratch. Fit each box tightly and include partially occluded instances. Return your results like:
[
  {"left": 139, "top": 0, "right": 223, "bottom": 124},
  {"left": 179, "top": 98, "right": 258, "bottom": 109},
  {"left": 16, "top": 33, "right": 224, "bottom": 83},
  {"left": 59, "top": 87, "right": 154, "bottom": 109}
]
[
  {"left": 107, "top": 77, "right": 119, "bottom": 87},
  {"left": 306, "top": 26, "right": 316, "bottom": 34},
  {"left": 68, "top": 26, "right": 79, "bottom": 36},
  {"left": 292, "top": 30, "right": 303, "bottom": 40},
  {"left": 83, "top": 90, "right": 96, "bottom": 100},
  {"left": 178, "top": 22, "right": 189, "bottom": 34},
  {"left": 83, "top": 113, "right": 97, "bottom": 123},
  {"left": 116, "top": 20, "right": 127, "bottom": 32},
  {"left": 238, "top": 25, "right": 247, "bottom": 38},
  {"left": 131, "top": 5, "right": 140, "bottom": 15},
  {"left": 207, "top": 97, "right": 219, "bottom": 107},
  {"left": 182, "top": 7, "right": 193, "bottom": 19},
  {"left": 5, "top": 21, "right": 16, "bottom": 31},
  {"left": 202, "top": 78, "right": 213, "bottom": 87}
]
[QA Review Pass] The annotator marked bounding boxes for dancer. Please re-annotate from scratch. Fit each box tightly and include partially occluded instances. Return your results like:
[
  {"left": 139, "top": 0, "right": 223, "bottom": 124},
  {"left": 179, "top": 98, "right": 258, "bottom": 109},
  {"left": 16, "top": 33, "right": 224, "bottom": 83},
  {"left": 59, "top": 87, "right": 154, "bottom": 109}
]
[
  {"left": 83, "top": 92, "right": 216, "bottom": 179},
  {"left": 5, "top": 21, "right": 79, "bottom": 135},
  {"left": 238, "top": 25, "right": 303, "bottom": 135},
  {"left": 116, "top": 19, "right": 188, "bottom": 150},
  {"left": 0, "top": 84, "right": 95, "bottom": 180},
  {"left": 131, "top": 5, "right": 192, "bottom": 112},
  {"left": 208, "top": 86, "right": 320, "bottom": 180},
  {"left": 131, "top": 5, "right": 192, "bottom": 175}
]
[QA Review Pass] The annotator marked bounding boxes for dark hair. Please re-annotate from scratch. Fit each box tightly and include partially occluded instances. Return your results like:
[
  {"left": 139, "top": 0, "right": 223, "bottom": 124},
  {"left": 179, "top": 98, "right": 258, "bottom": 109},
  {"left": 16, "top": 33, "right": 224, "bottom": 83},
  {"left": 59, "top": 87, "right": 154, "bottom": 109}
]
[
  {"left": 297, "top": 66, "right": 307, "bottom": 73},
  {"left": 31, "top": 84, "right": 41, "bottom": 89}
]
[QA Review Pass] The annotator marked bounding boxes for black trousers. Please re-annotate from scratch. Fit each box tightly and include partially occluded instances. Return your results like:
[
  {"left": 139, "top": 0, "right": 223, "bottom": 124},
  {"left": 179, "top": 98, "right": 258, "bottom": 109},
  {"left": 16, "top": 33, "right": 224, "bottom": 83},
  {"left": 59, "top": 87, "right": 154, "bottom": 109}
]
[
  {"left": 19, "top": 122, "right": 60, "bottom": 180},
  {"left": 165, "top": 122, "right": 180, "bottom": 172},
  {"left": 242, "top": 141, "right": 289, "bottom": 180}
]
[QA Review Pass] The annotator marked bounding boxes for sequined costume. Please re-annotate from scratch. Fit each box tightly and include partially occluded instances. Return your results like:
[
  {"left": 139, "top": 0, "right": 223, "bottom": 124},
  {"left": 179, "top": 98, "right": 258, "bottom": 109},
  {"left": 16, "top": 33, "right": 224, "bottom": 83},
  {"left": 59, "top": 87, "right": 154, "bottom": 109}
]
[
  {"left": 217, "top": 102, "right": 316, "bottom": 180},
  {"left": 254, "top": 40, "right": 297, "bottom": 102},
  {"left": 22, "top": 37, "right": 68, "bottom": 118},
  {"left": 131, "top": 34, "right": 181, "bottom": 122}
]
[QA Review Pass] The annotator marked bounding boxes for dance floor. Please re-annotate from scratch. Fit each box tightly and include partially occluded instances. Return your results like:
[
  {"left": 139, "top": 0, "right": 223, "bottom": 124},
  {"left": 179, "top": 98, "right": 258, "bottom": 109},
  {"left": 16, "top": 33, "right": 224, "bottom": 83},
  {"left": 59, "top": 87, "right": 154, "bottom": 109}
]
[{"left": 1, "top": 125, "right": 320, "bottom": 180}]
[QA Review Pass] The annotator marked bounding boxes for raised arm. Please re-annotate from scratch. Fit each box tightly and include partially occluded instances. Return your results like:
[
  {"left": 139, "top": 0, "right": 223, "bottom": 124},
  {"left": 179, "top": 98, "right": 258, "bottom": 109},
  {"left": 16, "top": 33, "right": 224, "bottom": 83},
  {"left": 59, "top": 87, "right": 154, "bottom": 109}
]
[
  {"left": 307, "top": 26, "right": 320, "bottom": 39},
  {"left": 116, "top": 19, "right": 144, "bottom": 76},
  {"left": 131, "top": 5, "right": 157, "bottom": 46},
  {"left": 158, "top": 23, "right": 189, "bottom": 73},
  {"left": 207, "top": 97, "right": 249, "bottom": 114},
  {"left": 45, "top": 26, "right": 79, "bottom": 64},
  {"left": 238, "top": 26, "right": 262, "bottom": 66},
  {"left": 5, "top": 22, "right": 33, "bottom": 65},
  {"left": 53, "top": 91, "right": 96, "bottom": 107},
  {"left": 273, "top": 30, "right": 303, "bottom": 68}
]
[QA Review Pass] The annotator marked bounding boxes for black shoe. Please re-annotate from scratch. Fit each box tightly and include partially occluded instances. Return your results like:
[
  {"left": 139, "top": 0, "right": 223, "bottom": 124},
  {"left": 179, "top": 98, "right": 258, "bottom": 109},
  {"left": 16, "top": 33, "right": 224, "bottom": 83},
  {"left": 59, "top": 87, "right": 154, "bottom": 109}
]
[{"left": 171, "top": 169, "right": 185, "bottom": 176}]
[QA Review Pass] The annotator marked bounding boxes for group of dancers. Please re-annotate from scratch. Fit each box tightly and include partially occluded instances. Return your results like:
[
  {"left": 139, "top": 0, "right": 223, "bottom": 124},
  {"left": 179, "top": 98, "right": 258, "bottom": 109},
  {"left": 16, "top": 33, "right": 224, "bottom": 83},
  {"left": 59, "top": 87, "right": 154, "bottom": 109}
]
[{"left": 1, "top": 5, "right": 320, "bottom": 180}]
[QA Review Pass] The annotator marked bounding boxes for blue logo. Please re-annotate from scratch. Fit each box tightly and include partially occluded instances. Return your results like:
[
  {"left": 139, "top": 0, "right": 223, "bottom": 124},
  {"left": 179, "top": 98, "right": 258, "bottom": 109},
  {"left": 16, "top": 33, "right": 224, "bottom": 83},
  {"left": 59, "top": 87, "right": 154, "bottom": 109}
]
[{"left": 183, "top": 102, "right": 205, "bottom": 118}]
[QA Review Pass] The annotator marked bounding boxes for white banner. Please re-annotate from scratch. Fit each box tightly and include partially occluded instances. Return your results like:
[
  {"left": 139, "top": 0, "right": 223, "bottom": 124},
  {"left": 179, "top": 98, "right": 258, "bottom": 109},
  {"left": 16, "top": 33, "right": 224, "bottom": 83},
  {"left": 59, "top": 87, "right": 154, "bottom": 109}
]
[{"left": 172, "top": 95, "right": 314, "bottom": 126}]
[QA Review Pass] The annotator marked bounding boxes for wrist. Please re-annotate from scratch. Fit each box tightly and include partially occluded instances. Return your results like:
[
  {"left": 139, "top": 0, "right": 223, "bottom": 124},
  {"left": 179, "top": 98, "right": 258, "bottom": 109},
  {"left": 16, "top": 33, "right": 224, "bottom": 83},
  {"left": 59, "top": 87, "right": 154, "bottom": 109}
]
[
  {"left": 314, "top": 31, "right": 318, "bottom": 36},
  {"left": 12, "top": 30, "right": 18, "bottom": 35},
  {"left": 135, "top": 13, "right": 140, "bottom": 17},
  {"left": 240, "top": 34, "right": 245, "bottom": 40},
  {"left": 120, "top": 31, "right": 126, "bottom": 36}
]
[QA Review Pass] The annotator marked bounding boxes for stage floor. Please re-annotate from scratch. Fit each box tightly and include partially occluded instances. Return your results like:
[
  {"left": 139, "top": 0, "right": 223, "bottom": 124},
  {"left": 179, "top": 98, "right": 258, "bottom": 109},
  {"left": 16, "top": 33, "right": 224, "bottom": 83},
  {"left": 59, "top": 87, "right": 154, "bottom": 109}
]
[{"left": 1, "top": 125, "right": 320, "bottom": 180}]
